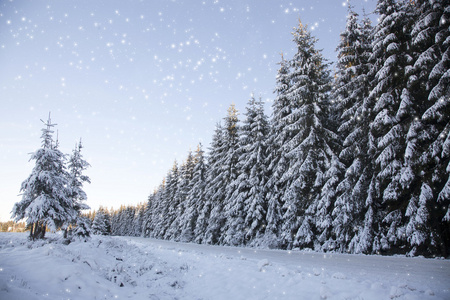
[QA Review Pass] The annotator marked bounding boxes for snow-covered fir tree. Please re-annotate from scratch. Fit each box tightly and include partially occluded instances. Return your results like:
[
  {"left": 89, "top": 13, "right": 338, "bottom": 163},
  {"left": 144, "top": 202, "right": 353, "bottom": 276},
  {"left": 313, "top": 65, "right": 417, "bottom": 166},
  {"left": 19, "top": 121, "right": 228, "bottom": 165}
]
[
  {"left": 224, "top": 96, "right": 270, "bottom": 246},
  {"left": 360, "top": 0, "right": 415, "bottom": 254},
  {"left": 12, "top": 114, "right": 76, "bottom": 240},
  {"left": 154, "top": 162, "right": 178, "bottom": 239},
  {"left": 195, "top": 125, "right": 224, "bottom": 244},
  {"left": 180, "top": 144, "right": 207, "bottom": 242},
  {"left": 404, "top": 0, "right": 450, "bottom": 256},
  {"left": 332, "top": 5, "right": 374, "bottom": 253},
  {"left": 91, "top": 207, "right": 111, "bottom": 235},
  {"left": 205, "top": 104, "right": 240, "bottom": 244},
  {"left": 242, "top": 97, "right": 270, "bottom": 246},
  {"left": 66, "top": 139, "right": 91, "bottom": 238},
  {"left": 264, "top": 55, "right": 292, "bottom": 249},
  {"left": 166, "top": 152, "right": 195, "bottom": 241},
  {"left": 270, "top": 20, "right": 336, "bottom": 250}
]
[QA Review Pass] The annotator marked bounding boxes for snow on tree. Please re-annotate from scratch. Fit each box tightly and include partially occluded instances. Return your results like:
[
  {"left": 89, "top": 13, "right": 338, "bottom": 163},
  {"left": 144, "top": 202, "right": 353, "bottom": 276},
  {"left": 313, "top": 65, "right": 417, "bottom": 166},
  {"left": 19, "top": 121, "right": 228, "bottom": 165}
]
[
  {"left": 142, "top": 183, "right": 165, "bottom": 238},
  {"left": 332, "top": 5, "right": 374, "bottom": 253},
  {"left": 66, "top": 139, "right": 91, "bottom": 238},
  {"left": 355, "top": 0, "right": 415, "bottom": 254},
  {"left": 92, "top": 207, "right": 111, "bottom": 235},
  {"left": 12, "top": 114, "right": 76, "bottom": 240},
  {"left": 180, "top": 144, "right": 207, "bottom": 243},
  {"left": 406, "top": 0, "right": 450, "bottom": 256},
  {"left": 263, "top": 55, "right": 291, "bottom": 249},
  {"left": 166, "top": 151, "right": 195, "bottom": 241},
  {"left": 205, "top": 104, "right": 240, "bottom": 245},
  {"left": 269, "top": 20, "right": 335, "bottom": 250},
  {"left": 195, "top": 124, "right": 224, "bottom": 244},
  {"left": 223, "top": 96, "right": 269, "bottom": 246},
  {"left": 242, "top": 97, "right": 270, "bottom": 246}
]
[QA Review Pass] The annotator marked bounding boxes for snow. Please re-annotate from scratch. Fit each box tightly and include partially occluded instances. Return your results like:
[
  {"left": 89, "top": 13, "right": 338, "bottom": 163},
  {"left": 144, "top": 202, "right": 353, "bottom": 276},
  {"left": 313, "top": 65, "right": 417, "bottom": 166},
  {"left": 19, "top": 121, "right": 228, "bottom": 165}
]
[{"left": 1, "top": 233, "right": 449, "bottom": 300}]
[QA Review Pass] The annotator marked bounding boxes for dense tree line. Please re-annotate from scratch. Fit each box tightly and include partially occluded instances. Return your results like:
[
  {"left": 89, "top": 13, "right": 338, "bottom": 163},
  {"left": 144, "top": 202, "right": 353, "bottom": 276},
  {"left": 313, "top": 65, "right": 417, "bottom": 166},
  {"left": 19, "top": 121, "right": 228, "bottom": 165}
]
[
  {"left": 0, "top": 221, "right": 26, "bottom": 232},
  {"left": 101, "top": 0, "right": 449, "bottom": 257}
]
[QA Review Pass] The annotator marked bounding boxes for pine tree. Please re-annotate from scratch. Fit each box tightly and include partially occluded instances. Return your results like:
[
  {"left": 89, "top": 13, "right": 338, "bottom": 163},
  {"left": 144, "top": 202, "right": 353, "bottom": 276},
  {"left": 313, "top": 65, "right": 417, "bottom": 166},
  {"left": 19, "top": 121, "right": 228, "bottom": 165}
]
[
  {"left": 180, "top": 144, "right": 207, "bottom": 242},
  {"left": 167, "top": 152, "right": 195, "bottom": 240},
  {"left": 332, "top": 6, "right": 374, "bottom": 253},
  {"left": 196, "top": 124, "right": 224, "bottom": 244},
  {"left": 157, "top": 162, "right": 178, "bottom": 239},
  {"left": 264, "top": 55, "right": 291, "bottom": 249},
  {"left": 361, "top": 0, "right": 416, "bottom": 253},
  {"left": 225, "top": 96, "right": 270, "bottom": 246},
  {"left": 405, "top": 0, "right": 450, "bottom": 256},
  {"left": 91, "top": 207, "right": 111, "bottom": 235},
  {"left": 273, "top": 20, "right": 334, "bottom": 250},
  {"left": 12, "top": 114, "right": 75, "bottom": 240},
  {"left": 66, "top": 139, "right": 91, "bottom": 238},
  {"left": 205, "top": 104, "right": 240, "bottom": 244}
]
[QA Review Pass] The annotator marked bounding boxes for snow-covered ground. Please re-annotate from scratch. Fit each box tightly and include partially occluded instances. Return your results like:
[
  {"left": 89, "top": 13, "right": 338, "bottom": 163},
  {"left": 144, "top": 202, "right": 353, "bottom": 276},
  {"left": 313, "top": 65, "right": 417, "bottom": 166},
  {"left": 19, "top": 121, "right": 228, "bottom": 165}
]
[{"left": 0, "top": 233, "right": 449, "bottom": 300}]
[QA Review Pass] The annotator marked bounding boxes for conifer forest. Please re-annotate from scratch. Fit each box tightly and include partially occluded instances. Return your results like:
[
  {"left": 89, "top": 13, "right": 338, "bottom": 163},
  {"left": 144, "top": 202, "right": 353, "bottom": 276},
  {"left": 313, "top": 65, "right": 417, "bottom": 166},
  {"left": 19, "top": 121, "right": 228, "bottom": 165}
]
[
  {"left": 94, "top": 1, "right": 450, "bottom": 257},
  {"left": 14, "top": 0, "right": 450, "bottom": 257}
]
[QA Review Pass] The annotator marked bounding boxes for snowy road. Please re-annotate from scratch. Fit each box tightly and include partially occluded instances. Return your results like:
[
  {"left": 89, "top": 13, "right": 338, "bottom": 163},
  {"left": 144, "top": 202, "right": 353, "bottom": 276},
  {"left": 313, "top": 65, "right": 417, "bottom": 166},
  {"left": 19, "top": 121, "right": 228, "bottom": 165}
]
[{"left": 0, "top": 233, "right": 449, "bottom": 300}]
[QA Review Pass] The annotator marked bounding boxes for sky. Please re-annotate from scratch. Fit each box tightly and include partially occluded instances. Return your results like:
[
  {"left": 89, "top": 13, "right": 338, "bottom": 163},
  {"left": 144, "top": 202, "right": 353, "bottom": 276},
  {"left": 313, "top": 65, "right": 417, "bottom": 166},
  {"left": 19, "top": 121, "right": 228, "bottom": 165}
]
[{"left": 0, "top": 0, "right": 377, "bottom": 222}]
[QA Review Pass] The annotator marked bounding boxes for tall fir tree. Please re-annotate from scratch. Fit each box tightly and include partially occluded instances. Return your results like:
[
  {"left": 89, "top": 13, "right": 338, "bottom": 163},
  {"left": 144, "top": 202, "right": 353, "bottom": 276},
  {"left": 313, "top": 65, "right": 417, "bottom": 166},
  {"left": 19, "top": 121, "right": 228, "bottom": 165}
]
[
  {"left": 205, "top": 104, "right": 240, "bottom": 244},
  {"left": 167, "top": 152, "right": 195, "bottom": 241},
  {"left": 405, "top": 0, "right": 450, "bottom": 256},
  {"left": 196, "top": 124, "right": 224, "bottom": 244},
  {"left": 332, "top": 5, "right": 374, "bottom": 252},
  {"left": 242, "top": 97, "right": 270, "bottom": 246},
  {"left": 12, "top": 114, "right": 75, "bottom": 240},
  {"left": 224, "top": 96, "right": 269, "bottom": 246},
  {"left": 272, "top": 20, "right": 335, "bottom": 249},
  {"left": 180, "top": 144, "right": 207, "bottom": 242},
  {"left": 359, "top": 0, "right": 416, "bottom": 254},
  {"left": 264, "top": 55, "right": 291, "bottom": 248},
  {"left": 67, "top": 139, "right": 91, "bottom": 238}
]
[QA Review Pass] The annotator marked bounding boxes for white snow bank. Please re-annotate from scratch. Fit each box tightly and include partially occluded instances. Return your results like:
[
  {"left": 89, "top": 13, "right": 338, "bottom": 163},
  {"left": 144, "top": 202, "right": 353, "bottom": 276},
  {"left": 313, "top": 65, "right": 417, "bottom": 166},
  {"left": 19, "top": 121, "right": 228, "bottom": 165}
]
[{"left": 0, "top": 233, "right": 449, "bottom": 300}]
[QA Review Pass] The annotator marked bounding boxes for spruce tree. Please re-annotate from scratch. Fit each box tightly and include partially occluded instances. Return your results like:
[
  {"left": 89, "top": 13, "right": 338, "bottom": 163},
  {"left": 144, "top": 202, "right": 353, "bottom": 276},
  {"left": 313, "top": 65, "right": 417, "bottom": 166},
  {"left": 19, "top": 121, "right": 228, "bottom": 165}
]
[
  {"left": 405, "top": 0, "right": 450, "bottom": 256},
  {"left": 180, "top": 144, "right": 207, "bottom": 242},
  {"left": 224, "top": 96, "right": 269, "bottom": 246},
  {"left": 273, "top": 20, "right": 334, "bottom": 250},
  {"left": 66, "top": 139, "right": 91, "bottom": 238},
  {"left": 196, "top": 124, "right": 223, "bottom": 244},
  {"left": 91, "top": 207, "right": 111, "bottom": 235},
  {"left": 360, "top": 0, "right": 415, "bottom": 253},
  {"left": 332, "top": 6, "right": 374, "bottom": 252},
  {"left": 225, "top": 96, "right": 270, "bottom": 246},
  {"left": 205, "top": 104, "right": 239, "bottom": 244},
  {"left": 167, "top": 152, "right": 195, "bottom": 240},
  {"left": 264, "top": 55, "right": 291, "bottom": 248},
  {"left": 12, "top": 114, "right": 75, "bottom": 240}
]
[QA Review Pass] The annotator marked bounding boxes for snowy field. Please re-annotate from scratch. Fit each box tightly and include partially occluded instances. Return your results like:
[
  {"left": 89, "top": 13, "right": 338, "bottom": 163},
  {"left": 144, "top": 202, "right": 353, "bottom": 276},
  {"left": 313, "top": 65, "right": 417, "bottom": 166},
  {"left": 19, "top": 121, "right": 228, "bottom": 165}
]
[{"left": 0, "top": 233, "right": 449, "bottom": 300}]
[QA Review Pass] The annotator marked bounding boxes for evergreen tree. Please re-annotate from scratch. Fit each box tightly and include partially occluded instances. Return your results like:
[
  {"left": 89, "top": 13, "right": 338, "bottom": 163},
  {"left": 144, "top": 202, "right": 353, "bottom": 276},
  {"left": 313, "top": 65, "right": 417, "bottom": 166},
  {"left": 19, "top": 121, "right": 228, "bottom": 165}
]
[
  {"left": 143, "top": 183, "right": 165, "bottom": 238},
  {"left": 264, "top": 55, "right": 291, "bottom": 248},
  {"left": 274, "top": 20, "right": 334, "bottom": 249},
  {"left": 405, "top": 0, "right": 450, "bottom": 256},
  {"left": 225, "top": 96, "right": 270, "bottom": 246},
  {"left": 361, "top": 0, "right": 415, "bottom": 253},
  {"left": 12, "top": 114, "right": 75, "bottom": 240},
  {"left": 66, "top": 139, "right": 91, "bottom": 238},
  {"left": 157, "top": 162, "right": 178, "bottom": 239},
  {"left": 91, "top": 207, "right": 111, "bottom": 235},
  {"left": 196, "top": 124, "right": 224, "bottom": 244},
  {"left": 180, "top": 144, "right": 207, "bottom": 242},
  {"left": 332, "top": 6, "right": 374, "bottom": 252},
  {"left": 167, "top": 152, "right": 195, "bottom": 240},
  {"left": 205, "top": 104, "right": 240, "bottom": 244}
]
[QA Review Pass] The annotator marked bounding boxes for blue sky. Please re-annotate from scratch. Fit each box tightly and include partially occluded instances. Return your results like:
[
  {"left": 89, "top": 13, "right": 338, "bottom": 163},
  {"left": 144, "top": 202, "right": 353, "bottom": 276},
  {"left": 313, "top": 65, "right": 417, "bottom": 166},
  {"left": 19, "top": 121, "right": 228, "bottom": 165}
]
[{"left": 0, "top": 0, "right": 376, "bottom": 221}]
